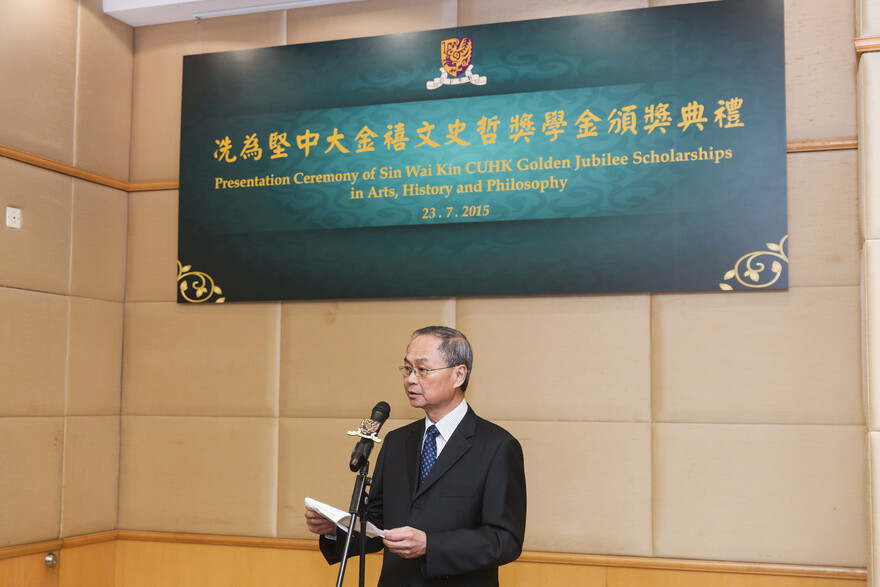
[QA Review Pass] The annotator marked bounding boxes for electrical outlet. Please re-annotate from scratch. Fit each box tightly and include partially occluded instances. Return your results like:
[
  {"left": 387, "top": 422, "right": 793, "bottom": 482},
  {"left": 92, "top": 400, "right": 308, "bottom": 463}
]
[{"left": 6, "top": 206, "right": 21, "bottom": 229}]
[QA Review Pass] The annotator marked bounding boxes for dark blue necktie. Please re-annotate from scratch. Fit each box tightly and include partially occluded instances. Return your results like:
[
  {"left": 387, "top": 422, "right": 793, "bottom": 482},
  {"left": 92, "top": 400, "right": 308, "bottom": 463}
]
[{"left": 419, "top": 425, "right": 440, "bottom": 486}]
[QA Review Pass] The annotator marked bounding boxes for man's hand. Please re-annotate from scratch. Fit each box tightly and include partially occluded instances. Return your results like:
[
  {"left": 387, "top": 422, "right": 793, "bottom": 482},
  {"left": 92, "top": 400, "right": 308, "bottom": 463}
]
[
  {"left": 383, "top": 526, "right": 427, "bottom": 558},
  {"left": 304, "top": 509, "right": 337, "bottom": 536}
]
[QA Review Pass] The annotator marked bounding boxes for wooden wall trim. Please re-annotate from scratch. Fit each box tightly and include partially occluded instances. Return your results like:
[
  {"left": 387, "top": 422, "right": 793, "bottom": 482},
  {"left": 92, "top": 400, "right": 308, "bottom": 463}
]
[
  {"left": 126, "top": 179, "right": 180, "bottom": 192},
  {"left": 0, "top": 137, "right": 859, "bottom": 194},
  {"left": 518, "top": 551, "right": 866, "bottom": 580},
  {"left": 786, "top": 138, "right": 859, "bottom": 153},
  {"left": 61, "top": 531, "right": 119, "bottom": 549},
  {"left": 0, "top": 532, "right": 119, "bottom": 560},
  {"left": 856, "top": 36, "right": 880, "bottom": 54},
  {"left": 0, "top": 145, "right": 130, "bottom": 190},
  {"left": 113, "top": 533, "right": 867, "bottom": 580},
  {"left": 115, "top": 530, "right": 316, "bottom": 551},
  {"left": 0, "top": 531, "right": 846, "bottom": 581},
  {"left": 0, "top": 145, "right": 176, "bottom": 192},
  {"left": 0, "top": 539, "right": 63, "bottom": 560},
  {"left": 0, "top": 531, "right": 867, "bottom": 580}
]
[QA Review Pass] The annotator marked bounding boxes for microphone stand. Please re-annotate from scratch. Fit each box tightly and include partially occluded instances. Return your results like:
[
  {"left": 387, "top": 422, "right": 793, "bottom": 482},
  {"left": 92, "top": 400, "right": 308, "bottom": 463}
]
[
  {"left": 336, "top": 453, "right": 373, "bottom": 587},
  {"left": 336, "top": 402, "right": 388, "bottom": 587}
]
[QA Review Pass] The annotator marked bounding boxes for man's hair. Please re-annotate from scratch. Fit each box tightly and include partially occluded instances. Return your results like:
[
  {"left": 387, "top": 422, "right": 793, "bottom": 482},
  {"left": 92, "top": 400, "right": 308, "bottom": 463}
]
[{"left": 411, "top": 326, "right": 473, "bottom": 392}]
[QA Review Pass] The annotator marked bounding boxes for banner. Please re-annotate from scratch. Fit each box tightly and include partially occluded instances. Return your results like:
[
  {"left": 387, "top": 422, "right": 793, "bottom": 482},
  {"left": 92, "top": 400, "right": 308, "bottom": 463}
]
[{"left": 178, "top": 0, "right": 787, "bottom": 303}]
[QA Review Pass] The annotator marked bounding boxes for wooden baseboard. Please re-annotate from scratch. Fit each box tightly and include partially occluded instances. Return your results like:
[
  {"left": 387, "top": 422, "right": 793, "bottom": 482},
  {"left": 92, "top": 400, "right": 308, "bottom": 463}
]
[
  {"left": 3, "top": 531, "right": 864, "bottom": 579},
  {"left": 1, "top": 532, "right": 867, "bottom": 587},
  {"left": 112, "top": 531, "right": 868, "bottom": 579}
]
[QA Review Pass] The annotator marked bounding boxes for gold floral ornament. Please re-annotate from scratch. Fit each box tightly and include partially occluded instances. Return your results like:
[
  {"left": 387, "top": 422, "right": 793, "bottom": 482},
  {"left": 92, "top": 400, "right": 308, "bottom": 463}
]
[
  {"left": 719, "top": 235, "right": 789, "bottom": 291},
  {"left": 178, "top": 260, "right": 226, "bottom": 303}
]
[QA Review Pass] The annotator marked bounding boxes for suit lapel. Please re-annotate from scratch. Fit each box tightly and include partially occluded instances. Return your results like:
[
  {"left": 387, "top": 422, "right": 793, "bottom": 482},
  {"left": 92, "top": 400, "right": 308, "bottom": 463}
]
[
  {"left": 404, "top": 421, "right": 422, "bottom": 499},
  {"left": 413, "top": 406, "right": 477, "bottom": 500}
]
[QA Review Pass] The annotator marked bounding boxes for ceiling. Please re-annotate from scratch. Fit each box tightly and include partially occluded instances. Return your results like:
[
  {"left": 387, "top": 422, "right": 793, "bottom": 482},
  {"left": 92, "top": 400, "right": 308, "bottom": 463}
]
[{"left": 103, "top": 0, "right": 365, "bottom": 27}]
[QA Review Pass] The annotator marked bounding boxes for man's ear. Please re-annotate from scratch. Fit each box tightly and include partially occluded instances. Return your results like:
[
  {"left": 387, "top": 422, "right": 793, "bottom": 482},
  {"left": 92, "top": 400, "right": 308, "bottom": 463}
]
[{"left": 454, "top": 365, "right": 468, "bottom": 389}]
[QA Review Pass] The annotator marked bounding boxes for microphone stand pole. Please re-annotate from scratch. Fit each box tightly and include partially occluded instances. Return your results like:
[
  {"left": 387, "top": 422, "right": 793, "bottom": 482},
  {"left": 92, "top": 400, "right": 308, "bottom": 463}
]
[{"left": 335, "top": 457, "right": 372, "bottom": 587}]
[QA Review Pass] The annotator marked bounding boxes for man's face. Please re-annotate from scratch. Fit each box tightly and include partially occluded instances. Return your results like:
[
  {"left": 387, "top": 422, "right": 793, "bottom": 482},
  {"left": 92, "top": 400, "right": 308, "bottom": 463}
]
[{"left": 403, "top": 334, "right": 466, "bottom": 419}]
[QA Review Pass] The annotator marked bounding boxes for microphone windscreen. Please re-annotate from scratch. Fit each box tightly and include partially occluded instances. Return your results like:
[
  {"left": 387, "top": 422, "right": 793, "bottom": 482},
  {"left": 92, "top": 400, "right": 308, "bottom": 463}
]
[{"left": 371, "top": 401, "right": 391, "bottom": 422}]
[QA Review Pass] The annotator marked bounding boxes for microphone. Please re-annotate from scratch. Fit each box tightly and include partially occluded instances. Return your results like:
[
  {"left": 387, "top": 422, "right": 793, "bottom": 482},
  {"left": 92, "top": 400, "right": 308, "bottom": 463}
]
[{"left": 349, "top": 401, "right": 391, "bottom": 472}]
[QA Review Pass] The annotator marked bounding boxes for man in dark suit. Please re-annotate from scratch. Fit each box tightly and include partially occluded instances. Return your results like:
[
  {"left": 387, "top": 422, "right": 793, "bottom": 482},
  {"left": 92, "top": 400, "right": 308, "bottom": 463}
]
[{"left": 305, "top": 325, "right": 527, "bottom": 586}]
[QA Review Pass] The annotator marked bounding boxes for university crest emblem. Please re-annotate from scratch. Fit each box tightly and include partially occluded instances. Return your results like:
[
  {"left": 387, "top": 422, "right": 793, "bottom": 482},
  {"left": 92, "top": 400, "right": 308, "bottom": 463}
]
[
  {"left": 427, "top": 37, "right": 487, "bottom": 90},
  {"left": 347, "top": 417, "right": 384, "bottom": 442},
  {"left": 442, "top": 37, "right": 472, "bottom": 77}
]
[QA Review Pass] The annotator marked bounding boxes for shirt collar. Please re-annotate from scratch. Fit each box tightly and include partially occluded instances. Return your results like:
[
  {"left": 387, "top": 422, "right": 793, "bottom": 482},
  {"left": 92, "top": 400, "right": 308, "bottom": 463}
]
[{"left": 425, "top": 398, "right": 469, "bottom": 442}]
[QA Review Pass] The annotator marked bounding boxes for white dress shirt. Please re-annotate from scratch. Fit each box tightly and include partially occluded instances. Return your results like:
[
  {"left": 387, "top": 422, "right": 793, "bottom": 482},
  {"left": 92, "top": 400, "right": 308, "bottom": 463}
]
[{"left": 421, "top": 398, "right": 469, "bottom": 457}]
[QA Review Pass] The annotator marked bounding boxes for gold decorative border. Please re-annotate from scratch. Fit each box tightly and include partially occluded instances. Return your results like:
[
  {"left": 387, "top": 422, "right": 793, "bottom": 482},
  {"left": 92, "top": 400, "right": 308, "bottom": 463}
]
[
  {"left": 719, "top": 235, "right": 788, "bottom": 291},
  {"left": 178, "top": 260, "right": 226, "bottom": 303}
]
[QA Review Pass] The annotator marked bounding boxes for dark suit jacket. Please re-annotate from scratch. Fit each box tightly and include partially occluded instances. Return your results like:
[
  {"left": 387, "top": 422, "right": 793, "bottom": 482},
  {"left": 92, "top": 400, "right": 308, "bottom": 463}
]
[{"left": 320, "top": 405, "right": 527, "bottom": 586}]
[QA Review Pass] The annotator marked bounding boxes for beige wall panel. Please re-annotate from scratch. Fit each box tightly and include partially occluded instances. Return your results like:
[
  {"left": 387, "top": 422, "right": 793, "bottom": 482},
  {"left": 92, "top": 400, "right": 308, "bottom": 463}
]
[
  {"left": 68, "top": 297, "right": 123, "bottom": 416},
  {"left": 0, "top": 287, "right": 67, "bottom": 417},
  {"left": 870, "top": 431, "right": 879, "bottom": 583},
  {"left": 457, "top": 296, "right": 651, "bottom": 423},
  {"left": 653, "top": 287, "right": 862, "bottom": 425},
  {"left": 784, "top": 0, "right": 857, "bottom": 142},
  {"left": 59, "top": 541, "right": 118, "bottom": 587},
  {"left": 787, "top": 151, "right": 860, "bottom": 288},
  {"left": 74, "top": 0, "right": 134, "bottom": 181},
  {"left": 280, "top": 299, "right": 455, "bottom": 419},
  {"left": 0, "top": 158, "right": 72, "bottom": 295},
  {"left": 117, "top": 540, "right": 382, "bottom": 587},
  {"left": 278, "top": 417, "right": 412, "bottom": 538},
  {"left": 507, "top": 421, "right": 652, "bottom": 556},
  {"left": 654, "top": 423, "right": 867, "bottom": 566},
  {"left": 457, "top": 0, "right": 646, "bottom": 26},
  {"left": 123, "top": 302, "right": 279, "bottom": 417},
  {"left": 865, "top": 241, "right": 880, "bottom": 431},
  {"left": 0, "top": 0, "right": 76, "bottom": 164},
  {"left": 131, "top": 13, "right": 285, "bottom": 182},
  {"left": 279, "top": 419, "right": 652, "bottom": 556},
  {"left": 118, "top": 416, "right": 278, "bottom": 536},
  {"left": 862, "top": 54, "right": 880, "bottom": 240},
  {"left": 0, "top": 418, "right": 63, "bottom": 548},
  {"left": 859, "top": 0, "right": 880, "bottom": 37},
  {"left": 125, "top": 190, "right": 178, "bottom": 302},
  {"left": 71, "top": 181, "right": 128, "bottom": 302},
  {"left": 61, "top": 416, "right": 120, "bottom": 537},
  {"left": 287, "top": 0, "right": 456, "bottom": 44}
]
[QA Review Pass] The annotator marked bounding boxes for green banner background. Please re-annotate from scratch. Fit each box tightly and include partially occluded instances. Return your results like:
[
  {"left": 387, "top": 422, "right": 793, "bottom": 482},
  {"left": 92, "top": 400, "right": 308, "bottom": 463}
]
[{"left": 178, "top": 0, "right": 787, "bottom": 302}]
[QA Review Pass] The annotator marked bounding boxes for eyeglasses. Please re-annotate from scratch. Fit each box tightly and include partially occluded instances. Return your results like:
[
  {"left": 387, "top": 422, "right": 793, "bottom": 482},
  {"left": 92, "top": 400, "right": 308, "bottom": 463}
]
[{"left": 398, "top": 365, "right": 459, "bottom": 378}]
